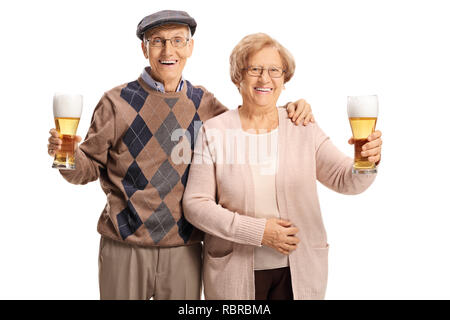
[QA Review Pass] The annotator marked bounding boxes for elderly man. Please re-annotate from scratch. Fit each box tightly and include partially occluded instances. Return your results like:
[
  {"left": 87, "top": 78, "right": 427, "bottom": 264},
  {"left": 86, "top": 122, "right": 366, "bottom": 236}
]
[{"left": 47, "top": 10, "right": 314, "bottom": 300}]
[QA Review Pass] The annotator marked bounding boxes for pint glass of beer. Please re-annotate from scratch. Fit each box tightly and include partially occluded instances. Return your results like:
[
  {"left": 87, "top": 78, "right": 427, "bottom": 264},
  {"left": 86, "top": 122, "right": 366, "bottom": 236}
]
[
  {"left": 347, "top": 95, "right": 378, "bottom": 174},
  {"left": 52, "top": 93, "right": 83, "bottom": 170}
]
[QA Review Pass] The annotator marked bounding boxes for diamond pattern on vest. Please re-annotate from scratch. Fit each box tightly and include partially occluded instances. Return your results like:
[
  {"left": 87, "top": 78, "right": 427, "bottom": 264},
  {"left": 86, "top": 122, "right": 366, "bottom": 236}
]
[
  {"left": 117, "top": 201, "right": 143, "bottom": 240},
  {"left": 144, "top": 201, "right": 176, "bottom": 244},
  {"left": 122, "top": 114, "right": 153, "bottom": 158},
  {"left": 117, "top": 80, "right": 206, "bottom": 244},
  {"left": 120, "top": 81, "right": 148, "bottom": 112}
]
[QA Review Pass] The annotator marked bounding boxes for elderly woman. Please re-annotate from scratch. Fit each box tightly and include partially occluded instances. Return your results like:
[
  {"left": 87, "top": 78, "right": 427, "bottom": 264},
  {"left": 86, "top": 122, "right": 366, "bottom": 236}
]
[{"left": 182, "top": 33, "right": 382, "bottom": 300}]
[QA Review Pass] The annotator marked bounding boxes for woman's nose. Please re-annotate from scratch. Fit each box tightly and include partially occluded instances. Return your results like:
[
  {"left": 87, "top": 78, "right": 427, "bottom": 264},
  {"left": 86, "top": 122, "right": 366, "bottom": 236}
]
[{"left": 258, "top": 70, "right": 271, "bottom": 82}]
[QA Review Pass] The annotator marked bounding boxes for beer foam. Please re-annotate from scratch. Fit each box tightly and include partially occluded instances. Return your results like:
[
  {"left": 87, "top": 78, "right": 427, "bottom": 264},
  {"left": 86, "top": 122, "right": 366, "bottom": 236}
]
[
  {"left": 347, "top": 95, "right": 378, "bottom": 118},
  {"left": 53, "top": 93, "right": 83, "bottom": 118}
]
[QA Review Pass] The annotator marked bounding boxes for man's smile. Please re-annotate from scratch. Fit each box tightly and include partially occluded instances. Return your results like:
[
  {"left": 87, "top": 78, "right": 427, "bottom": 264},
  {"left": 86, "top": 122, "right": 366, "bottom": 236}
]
[{"left": 159, "top": 59, "right": 178, "bottom": 66}]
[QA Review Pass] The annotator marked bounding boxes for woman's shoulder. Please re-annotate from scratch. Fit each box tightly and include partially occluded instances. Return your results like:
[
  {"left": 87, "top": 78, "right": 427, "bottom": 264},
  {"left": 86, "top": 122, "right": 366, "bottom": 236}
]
[{"left": 203, "top": 108, "right": 239, "bottom": 130}]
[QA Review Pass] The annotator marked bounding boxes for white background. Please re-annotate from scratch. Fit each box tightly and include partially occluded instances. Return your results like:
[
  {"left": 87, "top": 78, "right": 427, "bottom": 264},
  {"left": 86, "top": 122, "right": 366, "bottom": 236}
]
[{"left": 1, "top": 0, "right": 449, "bottom": 299}]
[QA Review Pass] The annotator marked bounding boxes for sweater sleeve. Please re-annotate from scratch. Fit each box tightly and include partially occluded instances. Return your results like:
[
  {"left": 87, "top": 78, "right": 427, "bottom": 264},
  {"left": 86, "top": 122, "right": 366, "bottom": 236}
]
[
  {"left": 59, "top": 94, "right": 115, "bottom": 185},
  {"left": 211, "top": 96, "right": 229, "bottom": 117},
  {"left": 315, "top": 123, "right": 376, "bottom": 195},
  {"left": 182, "top": 125, "right": 266, "bottom": 247}
]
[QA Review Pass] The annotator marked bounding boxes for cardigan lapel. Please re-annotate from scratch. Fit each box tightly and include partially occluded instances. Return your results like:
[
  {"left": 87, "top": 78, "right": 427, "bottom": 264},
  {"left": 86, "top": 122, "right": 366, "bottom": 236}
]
[
  {"left": 275, "top": 108, "right": 288, "bottom": 220},
  {"left": 232, "top": 108, "right": 256, "bottom": 218}
]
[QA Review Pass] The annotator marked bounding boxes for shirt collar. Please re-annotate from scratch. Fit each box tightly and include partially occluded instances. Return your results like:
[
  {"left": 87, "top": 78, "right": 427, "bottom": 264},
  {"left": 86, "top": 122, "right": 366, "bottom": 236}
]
[{"left": 141, "top": 66, "right": 184, "bottom": 93}]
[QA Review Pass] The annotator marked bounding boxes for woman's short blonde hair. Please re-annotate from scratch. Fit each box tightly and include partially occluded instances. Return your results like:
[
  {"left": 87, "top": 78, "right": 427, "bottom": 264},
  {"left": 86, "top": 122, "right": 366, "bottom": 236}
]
[{"left": 229, "top": 33, "right": 295, "bottom": 86}]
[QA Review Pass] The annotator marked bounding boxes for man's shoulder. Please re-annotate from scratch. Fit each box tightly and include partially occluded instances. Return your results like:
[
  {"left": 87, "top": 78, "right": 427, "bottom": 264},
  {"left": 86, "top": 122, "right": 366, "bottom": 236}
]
[
  {"left": 100, "top": 79, "right": 153, "bottom": 113},
  {"left": 103, "top": 80, "right": 143, "bottom": 99},
  {"left": 184, "top": 80, "right": 214, "bottom": 98}
]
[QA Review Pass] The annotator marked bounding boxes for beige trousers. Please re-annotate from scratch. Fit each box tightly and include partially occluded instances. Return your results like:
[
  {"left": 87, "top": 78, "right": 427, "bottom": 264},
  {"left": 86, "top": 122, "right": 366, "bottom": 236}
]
[{"left": 98, "top": 236, "right": 202, "bottom": 300}]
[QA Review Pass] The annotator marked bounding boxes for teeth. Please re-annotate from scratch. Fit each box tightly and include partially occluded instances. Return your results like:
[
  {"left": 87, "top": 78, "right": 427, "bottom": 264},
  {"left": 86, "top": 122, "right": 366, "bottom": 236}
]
[
  {"left": 160, "top": 60, "right": 176, "bottom": 65},
  {"left": 255, "top": 87, "right": 272, "bottom": 92}
]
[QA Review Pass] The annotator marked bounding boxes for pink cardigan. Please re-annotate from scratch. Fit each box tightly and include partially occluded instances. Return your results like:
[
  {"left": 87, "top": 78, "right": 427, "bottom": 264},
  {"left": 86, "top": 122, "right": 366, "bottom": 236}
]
[{"left": 182, "top": 108, "right": 376, "bottom": 300}]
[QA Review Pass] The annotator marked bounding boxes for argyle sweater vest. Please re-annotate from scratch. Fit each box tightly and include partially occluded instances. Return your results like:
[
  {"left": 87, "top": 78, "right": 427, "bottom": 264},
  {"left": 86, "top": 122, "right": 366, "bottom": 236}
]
[{"left": 60, "top": 76, "right": 228, "bottom": 247}]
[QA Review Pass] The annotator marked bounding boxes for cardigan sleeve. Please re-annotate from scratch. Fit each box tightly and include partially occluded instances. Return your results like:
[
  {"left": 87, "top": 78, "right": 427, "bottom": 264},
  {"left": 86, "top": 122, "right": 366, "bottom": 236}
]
[
  {"left": 59, "top": 94, "right": 115, "bottom": 185},
  {"left": 182, "top": 125, "right": 266, "bottom": 247},
  {"left": 315, "top": 123, "right": 376, "bottom": 195}
]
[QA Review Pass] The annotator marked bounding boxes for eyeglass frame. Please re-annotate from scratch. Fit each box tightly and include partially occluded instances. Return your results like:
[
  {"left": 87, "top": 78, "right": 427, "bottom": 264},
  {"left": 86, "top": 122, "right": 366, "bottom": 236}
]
[
  {"left": 242, "top": 66, "right": 286, "bottom": 78},
  {"left": 144, "top": 36, "right": 191, "bottom": 48}
]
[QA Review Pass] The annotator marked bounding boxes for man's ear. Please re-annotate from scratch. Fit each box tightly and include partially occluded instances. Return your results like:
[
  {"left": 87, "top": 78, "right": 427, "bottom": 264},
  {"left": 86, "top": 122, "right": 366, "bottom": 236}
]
[
  {"left": 141, "top": 41, "right": 148, "bottom": 59},
  {"left": 187, "top": 38, "right": 194, "bottom": 58}
]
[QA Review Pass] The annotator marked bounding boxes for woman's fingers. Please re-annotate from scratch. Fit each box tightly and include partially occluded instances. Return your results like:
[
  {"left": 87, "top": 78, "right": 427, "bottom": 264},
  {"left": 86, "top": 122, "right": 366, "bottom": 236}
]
[
  {"left": 368, "top": 130, "right": 382, "bottom": 141},
  {"left": 285, "top": 226, "right": 299, "bottom": 236},
  {"left": 276, "top": 219, "right": 292, "bottom": 227},
  {"left": 361, "top": 146, "right": 381, "bottom": 158},
  {"left": 362, "top": 138, "right": 382, "bottom": 151},
  {"left": 279, "top": 242, "right": 298, "bottom": 254},
  {"left": 368, "top": 154, "right": 381, "bottom": 164},
  {"left": 286, "top": 236, "right": 300, "bottom": 245},
  {"left": 277, "top": 248, "right": 290, "bottom": 255}
]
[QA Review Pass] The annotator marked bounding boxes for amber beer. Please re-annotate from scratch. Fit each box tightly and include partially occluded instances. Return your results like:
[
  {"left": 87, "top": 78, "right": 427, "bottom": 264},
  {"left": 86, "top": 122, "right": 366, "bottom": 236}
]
[
  {"left": 347, "top": 95, "right": 378, "bottom": 174},
  {"left": 52, "top": 94, "right": 83, "bottom": 170}
]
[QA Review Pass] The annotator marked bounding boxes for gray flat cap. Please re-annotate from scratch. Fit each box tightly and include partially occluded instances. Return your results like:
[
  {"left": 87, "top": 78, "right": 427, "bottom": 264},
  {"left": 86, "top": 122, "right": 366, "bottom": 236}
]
[{"left": 136, "top": 10, "right": 197, "bottom": 40}]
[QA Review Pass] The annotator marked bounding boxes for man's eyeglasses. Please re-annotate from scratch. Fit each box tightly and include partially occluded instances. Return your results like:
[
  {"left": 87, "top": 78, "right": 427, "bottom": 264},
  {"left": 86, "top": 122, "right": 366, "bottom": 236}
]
[
  {"left": 145, "top": 37, "right": 190, "bottom": 48},
  {"left": 244, "top": 66, "right": 285, "bottom": 78}
]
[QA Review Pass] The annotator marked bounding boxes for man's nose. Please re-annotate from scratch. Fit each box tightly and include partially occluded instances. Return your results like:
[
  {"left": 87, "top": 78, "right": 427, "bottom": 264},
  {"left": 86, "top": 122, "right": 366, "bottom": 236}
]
[{"left": 162, "top": 40, "right": 175, "bottom": 54}]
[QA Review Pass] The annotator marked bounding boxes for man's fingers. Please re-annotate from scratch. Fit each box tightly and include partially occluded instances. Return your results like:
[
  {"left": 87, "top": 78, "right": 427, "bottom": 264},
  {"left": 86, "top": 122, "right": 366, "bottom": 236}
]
[
  {"left": 48, "top": 136, "right": 62, "bottom": 145},
  {"left": 295, "top": 108, "right": 308, "bottom": 125},
  {"left": 293, "top": 101, "right": 308, "bottom": 123},
  {"left": 286, "top": 103, "right": 295, "bottom": 117},
  {"left": 303, "top": 113, "right": 313, "bottom": 126},
  {"left": 49, "top": 129, "right": 59, "bottom": 137},
  {"left": 75, "top": 135, "right": 82, "bottom": 143},
  {"left": 348, "top": 137, "right": 355, "bottom": 145},
  {"left": 48, "top": 144, "right": 57, "bottom": 156}
]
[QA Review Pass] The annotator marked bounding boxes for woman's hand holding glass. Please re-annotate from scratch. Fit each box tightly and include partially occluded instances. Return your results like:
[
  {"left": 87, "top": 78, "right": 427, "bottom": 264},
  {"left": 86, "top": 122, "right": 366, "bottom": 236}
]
[{"left": 348, "top": 130, "right": 383, "bottom": 165}]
